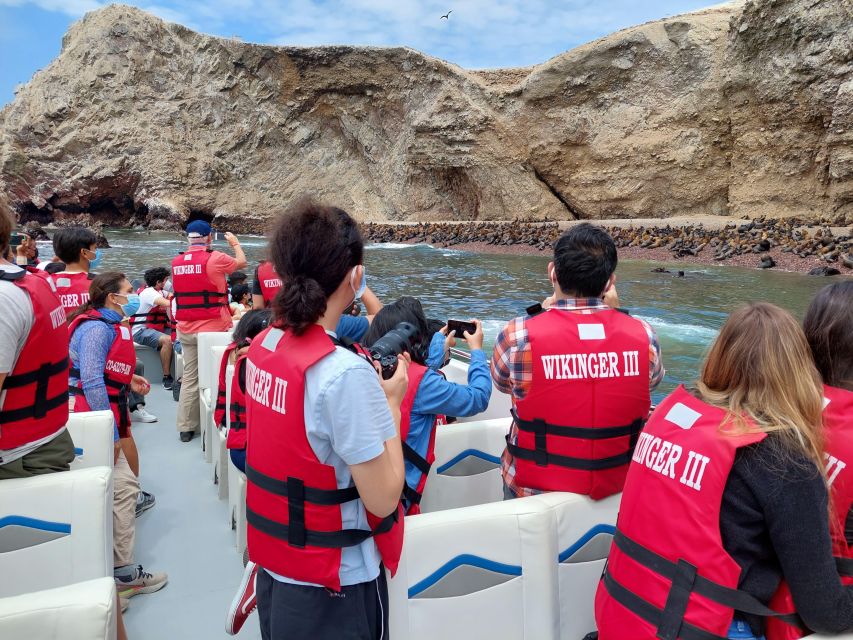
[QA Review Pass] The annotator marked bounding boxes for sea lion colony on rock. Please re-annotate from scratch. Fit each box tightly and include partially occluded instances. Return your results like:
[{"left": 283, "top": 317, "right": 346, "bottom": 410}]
[{"left": 361, "top": 215, "right": 852, "bottom": 270}]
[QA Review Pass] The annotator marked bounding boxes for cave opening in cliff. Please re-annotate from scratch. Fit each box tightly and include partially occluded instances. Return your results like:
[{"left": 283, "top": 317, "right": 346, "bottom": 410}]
[
  {"left": 186, "top": 209, "right": 215, "bottom": 228},
  {"left": 16, "top": 193, "right": 150, "bottom": 227}
]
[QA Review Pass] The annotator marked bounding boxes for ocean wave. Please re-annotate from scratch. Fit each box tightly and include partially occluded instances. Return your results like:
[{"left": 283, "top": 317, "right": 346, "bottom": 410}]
[
  {"left": 639, "top": 315, "right": 718, "bottom": 343},
  {"left": 366, "top": 242, "right": 433, "bottom": 250}
]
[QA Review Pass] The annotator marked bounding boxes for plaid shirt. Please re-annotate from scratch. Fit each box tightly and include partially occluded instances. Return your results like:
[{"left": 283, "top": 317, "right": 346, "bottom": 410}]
[{"left": 490, "top": 298, "right": 664, "bottom": 498}]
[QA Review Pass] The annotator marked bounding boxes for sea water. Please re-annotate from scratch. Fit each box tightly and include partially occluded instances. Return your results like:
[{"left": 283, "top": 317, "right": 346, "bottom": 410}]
[{"left": 64, "top": 229, "right": 838, "bottom": 403}]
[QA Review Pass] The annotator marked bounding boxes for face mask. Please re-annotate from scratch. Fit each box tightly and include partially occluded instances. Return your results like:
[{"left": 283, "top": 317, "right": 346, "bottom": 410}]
[
  {"left": 86, "top": 248, "right": 103, "bottom": 270},
  {"left": 117, "top": 293, "right": 140, "bottom": 318},
  {"left": 350, "top": 266, "right": 367, "bottom": 300},
  {"left": 163, "top": 279, "right": 173, "bottom": 293}
]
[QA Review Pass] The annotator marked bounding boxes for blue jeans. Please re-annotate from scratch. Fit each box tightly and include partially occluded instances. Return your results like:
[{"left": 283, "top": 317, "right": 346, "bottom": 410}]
[
  {"left": 728, "top": 620, "right": 765, "bottom": 640},
  {"left": 229, "top": 448, "right": 246, "bottom": 473}
]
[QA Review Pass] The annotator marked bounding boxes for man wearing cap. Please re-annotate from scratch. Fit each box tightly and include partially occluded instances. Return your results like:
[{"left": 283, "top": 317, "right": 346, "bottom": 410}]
[{"left": 171, "top": 222, "right": 247, "bottom": 442}]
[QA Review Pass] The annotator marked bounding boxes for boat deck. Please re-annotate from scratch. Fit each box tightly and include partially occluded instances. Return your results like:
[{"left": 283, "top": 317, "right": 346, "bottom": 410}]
[{"left": 125, "top": 381, "right": 260, "bottom": 639}]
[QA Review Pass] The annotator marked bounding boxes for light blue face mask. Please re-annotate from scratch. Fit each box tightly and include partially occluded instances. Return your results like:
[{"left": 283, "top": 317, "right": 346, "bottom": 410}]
[
  {"left": 117, "top": 293, "right": 140, "bottom": 318},
  {"left": 350, "top": 266, "right": 367, "bottom": 300},
  {"left": 86, "top": 248, "right": 103, "bottom": 270}
]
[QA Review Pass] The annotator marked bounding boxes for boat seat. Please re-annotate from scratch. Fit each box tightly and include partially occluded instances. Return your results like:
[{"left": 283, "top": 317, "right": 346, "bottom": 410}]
[
  {"left": 389, "top": 494, "right": 564, "bottom": 640},
  {"left": 0, "top": 577, "right": 117, "bottom": 640},
  {"left": 197, "top": 332, "right": 232, "bottom": 462},
  {"left": 440, "top": 359, "right": 512, "bottom": 423},
  {"left": 536, "top": 491, "right": 621, "bottom": 639},
  {"left": 66, "top": 411, "right": 115, "bottom": 471},
  {"left": 419, "top": 417, "right": 511, "bottom": 513},
  {"left": 224, "top": 361, "right": 248, "bottom": 552},
  {"left": 207, "top": 345, "right": 228, "bottom": 490},
  {"left": 0, "top": 467, "right": 112, "bottom": 597}
]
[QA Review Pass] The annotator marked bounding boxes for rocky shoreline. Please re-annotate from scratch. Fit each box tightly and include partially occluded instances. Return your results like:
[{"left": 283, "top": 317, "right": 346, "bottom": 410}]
[{"left": 362, "top": 217, "right": 853, "bottom": 276}]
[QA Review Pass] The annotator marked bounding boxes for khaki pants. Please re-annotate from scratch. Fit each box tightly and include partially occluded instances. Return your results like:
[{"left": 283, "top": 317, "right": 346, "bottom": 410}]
[
  {"left": 0, "top": 429, "right": 75, "bottom": 480},
  {"left": 176, "top": 330, "right": 199, "bottom": 434},
  {"left": 113, "top": 450, "right": 139, "bottom": 568}
]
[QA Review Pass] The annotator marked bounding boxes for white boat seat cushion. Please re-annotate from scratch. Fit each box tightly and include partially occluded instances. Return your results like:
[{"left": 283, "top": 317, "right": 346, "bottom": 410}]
[{"left": 66, "top": 411, "right": 115, "bottom": 471}]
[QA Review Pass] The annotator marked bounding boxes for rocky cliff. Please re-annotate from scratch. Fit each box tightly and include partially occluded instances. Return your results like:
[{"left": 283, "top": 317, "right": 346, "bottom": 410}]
[{"left": 0, "top": 0, "right": 850, "bottom": 230}]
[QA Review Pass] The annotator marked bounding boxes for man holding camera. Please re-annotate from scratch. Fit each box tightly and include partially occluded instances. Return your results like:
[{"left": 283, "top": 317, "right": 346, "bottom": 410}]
[
  {"left": 172, "top": 221, "right": 247, "bottom": 443},
  {"left": 492, "top": 223, "right": 664, "bottom": 500}
]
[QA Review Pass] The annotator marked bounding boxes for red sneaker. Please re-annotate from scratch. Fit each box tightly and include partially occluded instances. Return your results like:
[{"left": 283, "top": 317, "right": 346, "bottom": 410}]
[{"left": 226, "top": 561, "right": 258, "bottom": 635}]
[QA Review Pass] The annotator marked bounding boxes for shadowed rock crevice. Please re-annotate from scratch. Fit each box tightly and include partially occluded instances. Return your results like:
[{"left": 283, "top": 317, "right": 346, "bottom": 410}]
[{"left": 530, "top": 165, "right": 583, "bottom": 220}]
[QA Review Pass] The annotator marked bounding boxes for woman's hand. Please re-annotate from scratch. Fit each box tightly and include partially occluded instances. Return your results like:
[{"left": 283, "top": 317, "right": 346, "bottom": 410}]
[
  {"left": 376, "top": 353, "right": 410, "bottom": 409},
  {"left": 463, "top": 319, "right": 485, "bottom": 351},
  {"left": 131, "top": 375, "right": 150, "bottom": 395},
  {"left": 542, "top": 294, "right": 556, "bottom": 309},
  {"left": 439, "top": 324, "right": 458, "bottom": 352}
]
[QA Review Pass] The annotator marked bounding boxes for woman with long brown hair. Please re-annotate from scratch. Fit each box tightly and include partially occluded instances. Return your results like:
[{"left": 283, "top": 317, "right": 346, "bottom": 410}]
[{"left": 595, "top": 302, "right": 853, "bottom": 640}]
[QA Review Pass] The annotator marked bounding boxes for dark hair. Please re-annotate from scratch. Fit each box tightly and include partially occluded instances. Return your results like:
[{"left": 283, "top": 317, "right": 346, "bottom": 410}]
[
  {"left": 53, "top": 226, "right": 98, "bottom": 264},
  {"left": 229, "top": 271, "right": 248, "bottom": 286},
  {"left": 67, "top": 272, "right": 127, "bottom": 322},
  {"left": 144, "top": 266, "right": 170, "bottom": 288},
  {"left": 270, "top": 199, "right": 363, "bottom": 335},
  {"left": 803, "top": 281, "right": 853, "bottom": 390},
  {"left": 363, "top": 296, "right": 430, "bottom": 365},
  {"left": 44, "top": 261, "right": 66, "bottom": 274},
  {"left": 231, "top": 283, "right": 250, "bottom": 304},
  {"left": 233, "top": 309, "right": 273, "bottom": 346},
  {"left": 552, "top": 223, "right": 617, "bottom": 297},
  {"left": 0, "top": 196, "right": 12, "bottom": 256}
]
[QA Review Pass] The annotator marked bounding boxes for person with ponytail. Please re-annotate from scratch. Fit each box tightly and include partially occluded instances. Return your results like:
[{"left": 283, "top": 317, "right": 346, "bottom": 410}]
[
  {"left": 235, "top": 199, "right": 407, "bottom": 639},
  {"left": 766, "top": 282, "right": 853, "bottom": 640},
  {"left": 67, "top": 273, "right": 168, "bottom": 606},
  {"left": 595, "top": 303, "right": 853, "bottom": 640}
]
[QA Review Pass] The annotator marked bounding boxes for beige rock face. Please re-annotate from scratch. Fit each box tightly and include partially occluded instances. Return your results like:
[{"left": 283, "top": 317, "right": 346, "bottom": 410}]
[{"left": 0, "top": 0, "right": 850, "bottom": 230}]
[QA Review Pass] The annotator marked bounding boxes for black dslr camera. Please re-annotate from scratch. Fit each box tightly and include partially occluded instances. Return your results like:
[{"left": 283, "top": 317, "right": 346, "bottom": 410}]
[{"left": 369, "top": 322, "right": 418, "bottom": 380}]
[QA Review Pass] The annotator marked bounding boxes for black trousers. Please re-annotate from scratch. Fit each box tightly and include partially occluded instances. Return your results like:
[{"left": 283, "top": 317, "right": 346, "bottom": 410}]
[{"left": 256, "top": 567, "right": 389, "bottom": 640}]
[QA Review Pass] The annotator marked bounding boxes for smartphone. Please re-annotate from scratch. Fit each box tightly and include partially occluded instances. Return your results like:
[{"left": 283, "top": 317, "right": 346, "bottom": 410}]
[
  {"left": 9, "top": 232, "right": 26, "bottom": 247},
  {"left": 447, "top": 319, "right": 476, "bottom": 339}
]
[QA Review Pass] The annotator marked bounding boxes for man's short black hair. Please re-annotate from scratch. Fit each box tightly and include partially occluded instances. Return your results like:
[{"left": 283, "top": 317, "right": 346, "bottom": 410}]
[
  {"left": 229, "top": 271, "right": 248, "bottom": 286},
  {"left": 552, "top": 223, "right": 617, "bottom": 298},
  {"left": 144, "top": 266, "right": 170, "bottom": 288},
  {"left": 53, "top": 226, "right": 98, "bottom": 264},
  {"left": 231, "top": 283, "right": 250, "bottom": 304}
]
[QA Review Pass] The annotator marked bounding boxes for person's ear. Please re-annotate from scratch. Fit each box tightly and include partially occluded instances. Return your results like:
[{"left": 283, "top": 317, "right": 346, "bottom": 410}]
[
  {"left": 604, "top": 273, "right": 616, "bottom": 293},
  {"left": 547, "top": 261, "right": 556, "bottom": 286}
]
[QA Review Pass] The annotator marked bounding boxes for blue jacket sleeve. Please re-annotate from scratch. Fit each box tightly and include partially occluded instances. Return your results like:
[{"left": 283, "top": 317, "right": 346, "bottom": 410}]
[
  {"left": 426, "top": 332, "right": 446, "bottom": 370},
  {"left": 411, "top": 350, "right": 492, "bottom": 418},
  {"left": 73, "top": 322, "right": 120, "bottom": 441}
]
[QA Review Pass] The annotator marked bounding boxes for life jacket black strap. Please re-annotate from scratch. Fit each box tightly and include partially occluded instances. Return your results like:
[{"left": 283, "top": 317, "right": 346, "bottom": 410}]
[
  {"left": 172, "top": 290, "right": 228, "bottom": 310},
  {"left": 0, "top": 391, "right": 68, "bottom": 423},
  {"left": 512, "top": 409, "right": 643, "bottom": 441},
  {"left": 245, "top": 463, "right": 360, "bottom": 505},
  {"left": 402, "top": 441, "right": 431, "bottom": 476},
  {"left": 229, "top": 402, "right": 246, "bottom": 431},
  {"left": 2, "top": 358, "right": 70, "bottom": 390},
  {"left": 402, "top": 483, "right": 423, "bottom": 507},
  {"left": 836, "top": 556, "right": 853, "bottom": 577},
  {"left": 69, "top": 368, "right": 126, "bottom": 391},
  {"left": 0, "top": 357, "right": 70, "bottom": 422},
  {"left": 506, "top": 434, "right": 635, "bottom": 471},
  {"left": 612, "top": 530, "right": 806, "bottom": 631},
  {"left": 602, "top": 571, "right": 727, "bottom": 640},
  {"left": 246, "top": 499, "right": 398, "bottom": 550}
]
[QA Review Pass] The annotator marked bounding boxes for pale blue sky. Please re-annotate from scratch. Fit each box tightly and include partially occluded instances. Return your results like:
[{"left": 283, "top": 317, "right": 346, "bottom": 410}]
[{"left": 0, "top": 0, "right": 714, "bottom": 106}]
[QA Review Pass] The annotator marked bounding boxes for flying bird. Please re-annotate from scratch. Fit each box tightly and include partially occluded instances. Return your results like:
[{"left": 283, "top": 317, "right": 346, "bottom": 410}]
[{"left": 440, "top": 10, "right": 452, "bottom": 20}]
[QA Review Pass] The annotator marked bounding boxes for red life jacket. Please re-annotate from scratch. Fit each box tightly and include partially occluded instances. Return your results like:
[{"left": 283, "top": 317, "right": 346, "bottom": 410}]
[
  {"left": 0, "top": 270, "right": 70, "bottom": 449},
  {"left": 765, "top": 384, "right": 853, "bottom": 640},
  {"left": 256, "top": 261, "right": 282, "bottom": 307},
  {"left": 508, "top": 308, "right": 651, "bottom": 499},
  {"left": 129, "top": 286, "right": 174, "bottom": 334},
  {"left": 214, "top": 343, "right": 240, "bottom": 428},
  {"left": 68, "top": 310, "right": 137, "bottom": 439},
  {"left": 594, "top": 386, "right": 804, "bottom": 640},
  {"left": 244, "top": 324, "right": 403, "bottom": 590},
  {"left": 227, "top": 355, "right": 249, "bottom": 451},
  {"left": 171, "top": 247, "right": 228, "bottom": 321},
  {"left": 399, "top": 362, "right": 442, "bottom": 516},
  {"left": 51, "top": 271, "right": 95, "bottom": 317}
]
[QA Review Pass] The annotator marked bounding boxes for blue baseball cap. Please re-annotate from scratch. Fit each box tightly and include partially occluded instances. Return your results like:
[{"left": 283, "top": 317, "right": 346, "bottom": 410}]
[{"left": 186, "top": 220, "right": 212, "bottom": 238}]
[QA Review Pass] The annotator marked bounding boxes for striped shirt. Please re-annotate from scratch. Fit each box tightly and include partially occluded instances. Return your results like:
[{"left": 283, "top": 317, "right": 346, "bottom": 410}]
[{"left": 490, "top": 298, "right": 664, "bottom": 498}]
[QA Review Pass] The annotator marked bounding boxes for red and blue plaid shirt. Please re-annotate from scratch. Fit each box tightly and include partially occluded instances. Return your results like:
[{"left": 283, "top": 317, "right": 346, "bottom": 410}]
[{"left": 490, "top": 298, "right": 664, "bottom": 498}]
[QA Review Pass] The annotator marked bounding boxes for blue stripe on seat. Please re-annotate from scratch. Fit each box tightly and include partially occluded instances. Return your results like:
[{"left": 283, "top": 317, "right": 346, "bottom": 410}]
[
  {"left": 436, "top": 449, "right": 501, "bottom": 474},
  {"left": 0, "top": 516, "right": 71, "bottom": 534},
  {"left": 558, "top": 524, "right": 616, "bottom": 562},
  {"left": 74, "top": 448, "right": 84, "bottom": 456},
  {"left": 408, "top": 554, "right": 522, "bottom": 598}
]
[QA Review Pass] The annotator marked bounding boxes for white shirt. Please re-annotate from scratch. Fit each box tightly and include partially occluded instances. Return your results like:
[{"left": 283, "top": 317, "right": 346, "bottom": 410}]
[{"left": 133, "top": 287, "right": 165, "bottom": 335}]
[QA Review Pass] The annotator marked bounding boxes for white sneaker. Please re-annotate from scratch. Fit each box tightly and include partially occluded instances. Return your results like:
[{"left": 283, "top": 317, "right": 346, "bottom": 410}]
[{"left": 131, "top": 407, "right": 158, "bottom": 423}]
